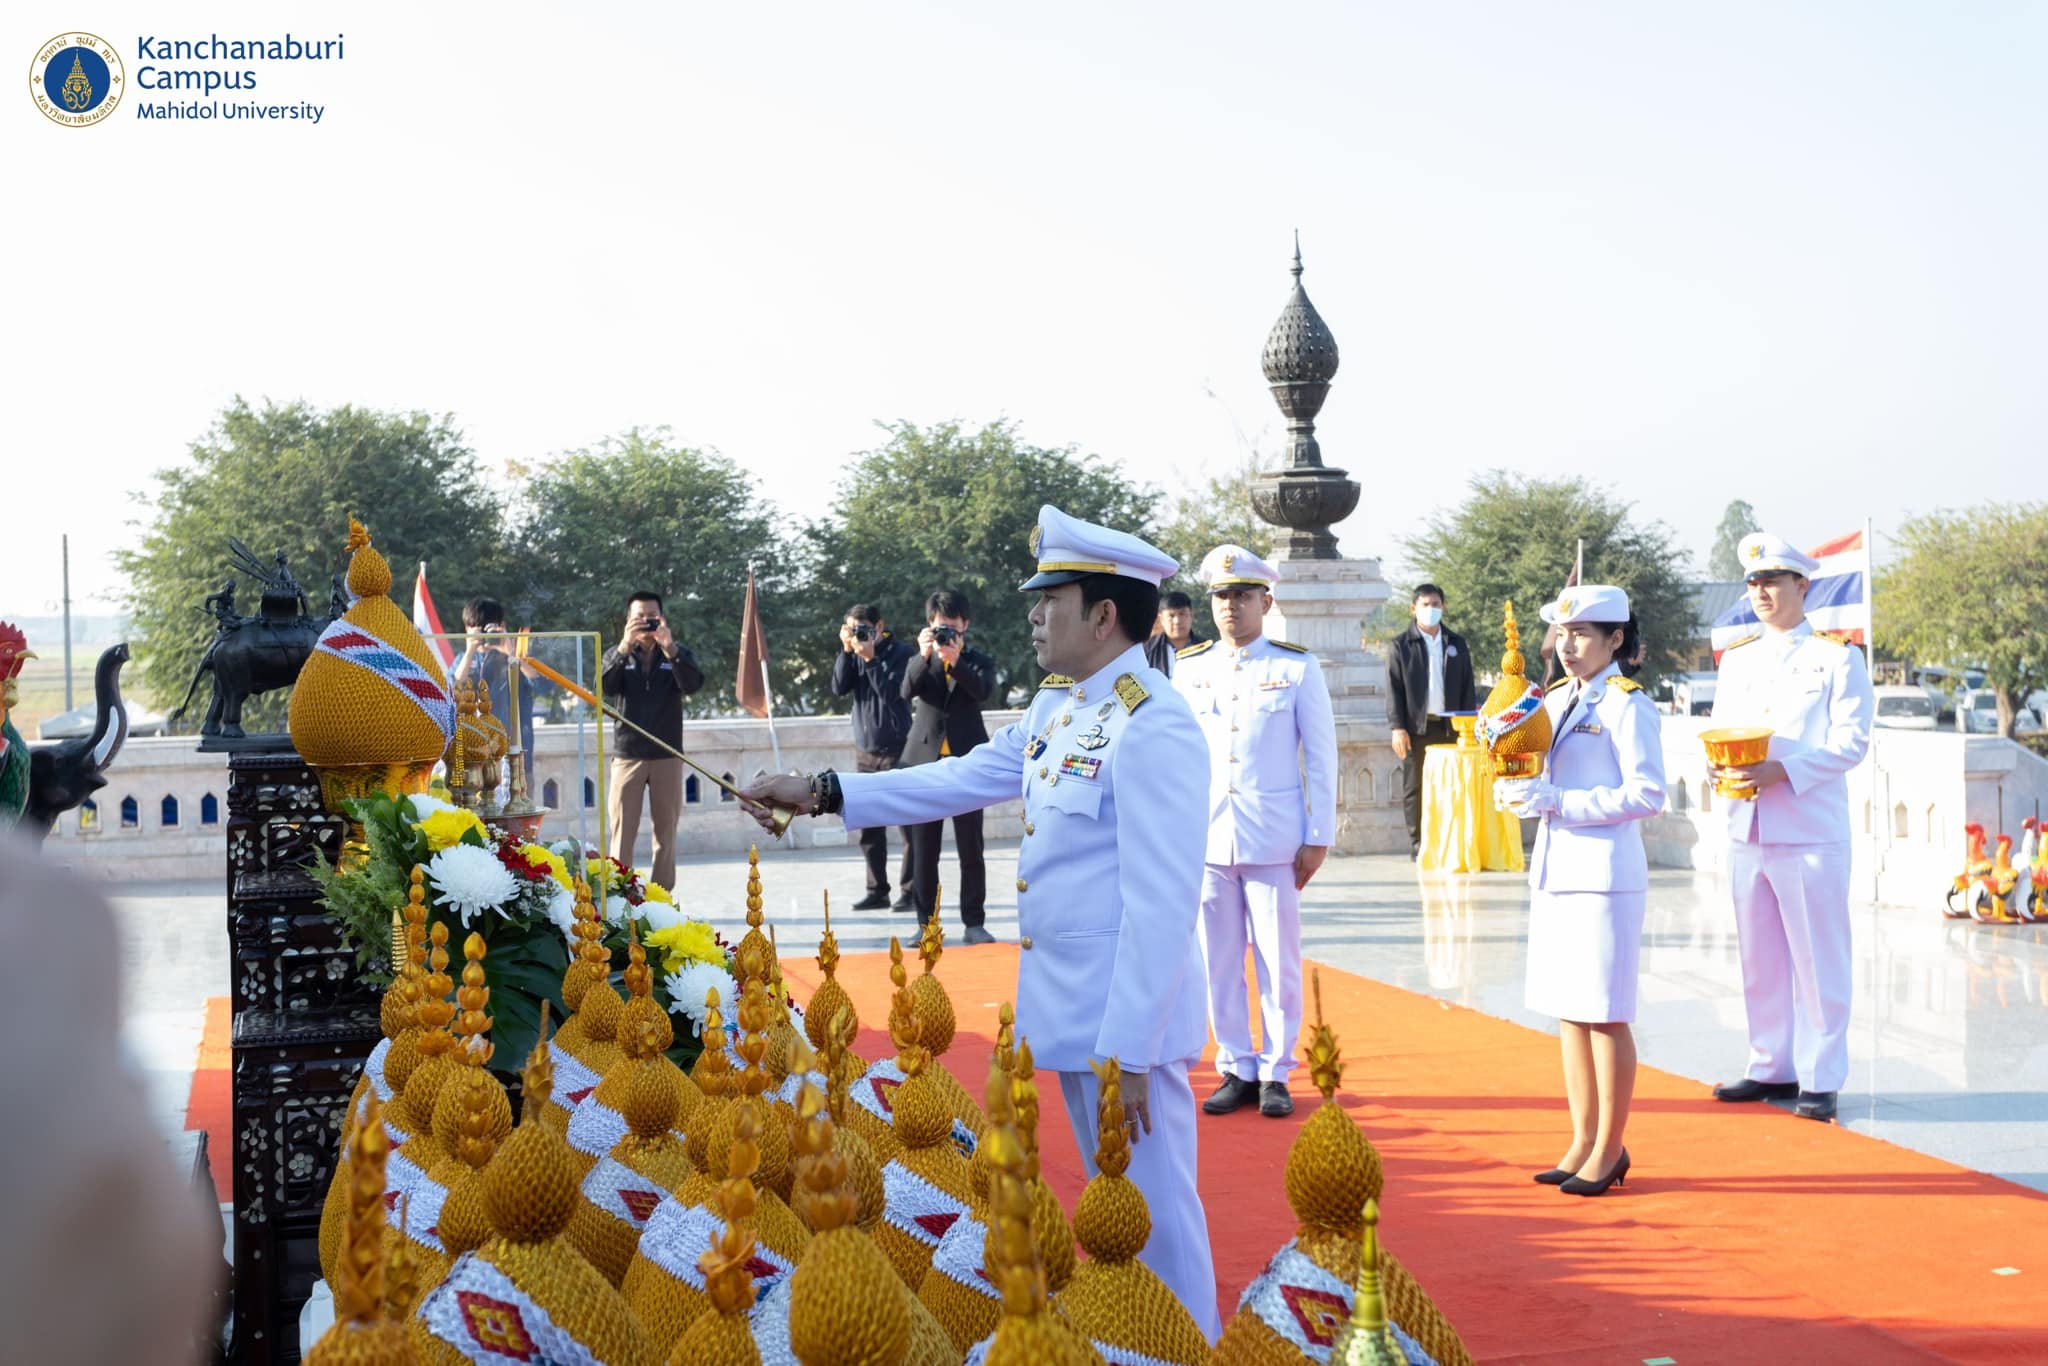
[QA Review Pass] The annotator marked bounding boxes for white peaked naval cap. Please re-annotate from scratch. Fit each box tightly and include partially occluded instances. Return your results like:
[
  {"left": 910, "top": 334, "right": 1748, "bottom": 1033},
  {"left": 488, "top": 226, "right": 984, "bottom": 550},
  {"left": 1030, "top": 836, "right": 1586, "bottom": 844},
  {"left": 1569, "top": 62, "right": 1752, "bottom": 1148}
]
[
  {"left": 1018, "top": 504, "right": 1179, "bottom": 591},
  {"left": 1738, "top": 532, "right": 1822, "bottom": 579},
  {"left": 1199, "top": 544, "right": 1279, "bottom": 591},
  {"left": 1539, "top": 583, "right": 1632, "bottom": 626}
]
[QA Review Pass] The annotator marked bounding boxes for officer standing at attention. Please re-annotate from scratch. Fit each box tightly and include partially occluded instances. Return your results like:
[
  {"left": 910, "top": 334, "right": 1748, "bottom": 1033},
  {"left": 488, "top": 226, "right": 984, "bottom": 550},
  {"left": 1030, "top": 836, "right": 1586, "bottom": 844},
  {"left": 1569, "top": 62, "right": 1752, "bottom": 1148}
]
[
  {"left": 1708, "top": 531, "right": 1874, "bottom": 1123},
  {"left": 738, "top": 505, "right": 1220, "bottom": 1339},
  {"left": 1173, "top": 545, "right": 1337, "bottom": 1120}
]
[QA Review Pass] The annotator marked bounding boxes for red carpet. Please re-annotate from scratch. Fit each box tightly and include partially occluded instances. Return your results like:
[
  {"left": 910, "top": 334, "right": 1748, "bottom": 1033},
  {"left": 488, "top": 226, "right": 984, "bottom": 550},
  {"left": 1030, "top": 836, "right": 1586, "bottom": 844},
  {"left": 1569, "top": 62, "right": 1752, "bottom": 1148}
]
[
  {"left": 186, "top": 948, "right": 2048, "bottom": 1362},
  {"left": 186, "top": 995, "right": 232, "bottom": 1195}
]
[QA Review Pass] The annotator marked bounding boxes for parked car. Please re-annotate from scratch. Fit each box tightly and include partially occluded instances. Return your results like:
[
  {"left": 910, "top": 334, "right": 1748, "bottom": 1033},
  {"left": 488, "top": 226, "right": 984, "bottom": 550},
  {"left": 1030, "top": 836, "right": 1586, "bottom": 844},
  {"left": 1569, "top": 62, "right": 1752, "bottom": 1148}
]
[
  {"left": 1665, "top": 672, "right": 1717, "bottom": 717},
  {"left": 1954, "top": 688, "right": 2042, "bottom": 735},
  {"left": 1871, "top": 686, "right": 1938, "bottom": 730}
]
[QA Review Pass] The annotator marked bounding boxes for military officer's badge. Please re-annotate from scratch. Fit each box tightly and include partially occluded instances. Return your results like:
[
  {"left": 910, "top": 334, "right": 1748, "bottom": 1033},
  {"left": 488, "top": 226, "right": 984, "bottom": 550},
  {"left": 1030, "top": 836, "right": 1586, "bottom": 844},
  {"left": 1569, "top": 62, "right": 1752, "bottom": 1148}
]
[
  {"left": 1029, "top": 524, "right": 1043, "bottom": 557},
  {"left": 1222, "top": 552, "right": 1236, "bottom": 572},
  {"left": 1074, "top": 725, "right": 1109, "bottom": 751},
  {"left": 1113, "top": 673, "right": 1149, "bottom": 713},
  {"left": 1023, "top": 735, "right": 1046, "bottom": 759},
  {"left": 1096, "top": 701, "right": 1115, "bottom": 720},
  {"left": 1058, "top": 754, "right": 1102, "bottom": 780}
]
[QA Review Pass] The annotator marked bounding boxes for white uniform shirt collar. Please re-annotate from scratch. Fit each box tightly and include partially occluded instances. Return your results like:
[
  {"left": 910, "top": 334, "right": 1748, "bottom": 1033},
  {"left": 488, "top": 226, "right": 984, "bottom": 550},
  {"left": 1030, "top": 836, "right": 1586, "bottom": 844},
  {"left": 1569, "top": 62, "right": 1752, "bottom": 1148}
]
[
  {"left": 1763, "top": 619, "right": 1815, "bottom": 653},
  {"left": 1577, "top": 660, "right": 1623, "bottom": 704},
  {"left": 1066, "top": 642, "right": 1148, "bottom": 702}
]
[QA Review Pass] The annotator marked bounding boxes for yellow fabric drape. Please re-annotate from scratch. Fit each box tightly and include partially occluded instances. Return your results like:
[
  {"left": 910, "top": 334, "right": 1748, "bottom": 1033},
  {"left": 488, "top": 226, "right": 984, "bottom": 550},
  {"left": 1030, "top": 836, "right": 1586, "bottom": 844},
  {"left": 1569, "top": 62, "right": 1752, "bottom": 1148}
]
[{"left": 1419, "top": 744, "right": 1526, "bottom": 874}]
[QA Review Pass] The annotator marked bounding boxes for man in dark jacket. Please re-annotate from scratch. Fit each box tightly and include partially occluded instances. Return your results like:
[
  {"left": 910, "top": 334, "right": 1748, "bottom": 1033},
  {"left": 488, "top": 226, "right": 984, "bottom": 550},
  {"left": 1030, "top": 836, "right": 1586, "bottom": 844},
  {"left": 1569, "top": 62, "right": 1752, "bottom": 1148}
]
[
  {"left": 1143, "top": 589, "right": 1209, "bottom": 676},
  {"left": 1386, "top": 583, "right": 1477, "bottom": 857},
  {"left": 900, "top": 589, "right": 997, "bottom": 942},
  {"left": 601, "top": 590, "right": 704, "bottom": 889},
  {"left": 831, "top": 603, "right": 915, "bottom": 910}
]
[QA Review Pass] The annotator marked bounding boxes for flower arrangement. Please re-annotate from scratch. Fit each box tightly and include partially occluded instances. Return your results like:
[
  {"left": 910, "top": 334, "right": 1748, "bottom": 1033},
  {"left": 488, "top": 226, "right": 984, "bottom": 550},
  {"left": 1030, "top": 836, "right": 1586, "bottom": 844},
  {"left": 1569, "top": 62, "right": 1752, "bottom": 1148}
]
[{"left": 314, "top": 791, "right": 724, "bottom": 1069}]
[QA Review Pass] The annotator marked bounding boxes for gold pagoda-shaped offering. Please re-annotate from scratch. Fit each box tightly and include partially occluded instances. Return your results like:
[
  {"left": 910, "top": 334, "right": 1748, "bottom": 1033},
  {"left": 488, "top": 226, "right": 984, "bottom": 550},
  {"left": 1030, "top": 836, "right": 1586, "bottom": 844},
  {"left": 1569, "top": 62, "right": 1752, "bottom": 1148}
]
[{"left": 1477, "top": 600, "right": 1550, "bottom": 778}]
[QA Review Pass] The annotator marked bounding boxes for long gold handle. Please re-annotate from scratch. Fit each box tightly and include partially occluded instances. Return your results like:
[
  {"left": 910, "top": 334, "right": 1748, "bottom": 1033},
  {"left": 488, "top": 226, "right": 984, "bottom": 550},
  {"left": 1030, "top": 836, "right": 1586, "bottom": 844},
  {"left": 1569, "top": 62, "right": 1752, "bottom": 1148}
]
[{"left": 523, "top": 656, "right": 797, "bottom": 837}]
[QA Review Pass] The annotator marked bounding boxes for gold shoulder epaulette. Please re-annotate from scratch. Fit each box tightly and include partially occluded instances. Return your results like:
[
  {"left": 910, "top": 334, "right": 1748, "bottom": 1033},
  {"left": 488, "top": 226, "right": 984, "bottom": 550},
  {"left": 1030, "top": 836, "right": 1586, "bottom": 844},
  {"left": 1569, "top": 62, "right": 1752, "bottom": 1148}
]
[
  {"left": 1114, "top": 673, "right": 1149, "bottom": 714},
  {"left": 1612, "top": 676, "right": 1642, "bottom": 693},
  {"left": 1722, "top": 632, "right": 1761, "bottom": 652},
  {"left": 1176, "top": 639, "right": 1215, "bottom": 659},
  {"left": 1269, "top": 639, "right": 1309, "bottom": 653},
  {"left": 1816, "top": 629, "right": 1854, "bottom": 647},
  {"left": 1038, "top": 674, "right": 1074, "bottom": 689}
]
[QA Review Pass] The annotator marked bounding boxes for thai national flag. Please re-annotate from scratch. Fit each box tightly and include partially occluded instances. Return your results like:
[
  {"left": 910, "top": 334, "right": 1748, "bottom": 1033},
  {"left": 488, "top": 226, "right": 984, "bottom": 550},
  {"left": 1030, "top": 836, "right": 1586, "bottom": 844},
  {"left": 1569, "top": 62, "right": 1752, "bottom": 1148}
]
[
  {"left": 412, "top": 561, "right": 456, "bottom": 668},
  {"left": 1711, "top": 529, "right": 1869, "bottom": 662}
]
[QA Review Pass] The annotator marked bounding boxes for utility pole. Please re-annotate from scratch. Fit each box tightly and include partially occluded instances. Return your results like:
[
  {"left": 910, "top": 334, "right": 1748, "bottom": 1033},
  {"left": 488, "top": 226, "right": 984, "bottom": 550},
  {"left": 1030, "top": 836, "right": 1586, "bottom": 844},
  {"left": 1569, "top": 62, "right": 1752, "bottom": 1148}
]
[{"left": 62, "top": 534, "right": 75, "bottom": 713}]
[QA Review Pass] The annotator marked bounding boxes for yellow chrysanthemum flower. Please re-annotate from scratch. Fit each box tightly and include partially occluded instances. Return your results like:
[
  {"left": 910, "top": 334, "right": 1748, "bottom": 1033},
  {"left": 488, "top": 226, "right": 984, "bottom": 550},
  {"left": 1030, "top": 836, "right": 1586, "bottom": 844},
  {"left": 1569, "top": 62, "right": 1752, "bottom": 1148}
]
[
  {"left": 641, "top": 877, "right": 674, "bottom": 905},
  {"left": 646, "top": 920, "right": 724, "bottom": 976},
  {"left": 416, "top": 806, "right": 488, "bottom": 851},
  {"left": 524, "top": 842, "right": 572, "bottom": 889}
]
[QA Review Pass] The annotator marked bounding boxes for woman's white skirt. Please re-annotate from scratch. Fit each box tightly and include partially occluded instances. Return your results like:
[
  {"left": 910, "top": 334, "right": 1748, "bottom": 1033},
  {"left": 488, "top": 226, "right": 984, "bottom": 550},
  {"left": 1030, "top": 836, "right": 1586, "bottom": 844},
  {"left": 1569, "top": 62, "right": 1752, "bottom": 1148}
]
[{"left": 1524, "top": 889, "right": 1646, "bottom": 1024}]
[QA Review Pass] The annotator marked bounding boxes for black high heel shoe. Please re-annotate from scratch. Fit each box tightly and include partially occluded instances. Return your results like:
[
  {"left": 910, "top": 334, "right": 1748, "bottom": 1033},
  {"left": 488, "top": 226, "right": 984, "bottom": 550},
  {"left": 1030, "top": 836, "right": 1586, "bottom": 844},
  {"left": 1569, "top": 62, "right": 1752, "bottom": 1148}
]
[
  {"left": 1559, "top": 1149, "right": 1630, "bottom": 1197},
  {"left": 1532, "top": 1167, "right": 1574, "bottom": 1185}
]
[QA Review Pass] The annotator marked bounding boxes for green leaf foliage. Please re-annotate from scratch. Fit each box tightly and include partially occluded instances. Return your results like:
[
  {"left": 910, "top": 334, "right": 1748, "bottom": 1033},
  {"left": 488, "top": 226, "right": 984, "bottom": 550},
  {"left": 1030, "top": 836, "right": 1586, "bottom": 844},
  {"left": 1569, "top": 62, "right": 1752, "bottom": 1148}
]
[
  {"left": 1398, "top": 471, "right": 1695, "bottom": 690},
  {"left": 1152, "top": 457, "right": 1274, "bottom": 599},
  {"left": 1875, "top": 504, "right": 2048, "bottom": 737},
  {"left": 1709, "top": 499, "right": 1761, "bottom": 580},
  {"left": 507, "top": 428, "right": 800, "bottom": 715},
  {"left": 116, "top": 398, "right": 512, "bottom": 725},
  {"left": 803, "top": 420, "right": 1158, "bottom": 697}
]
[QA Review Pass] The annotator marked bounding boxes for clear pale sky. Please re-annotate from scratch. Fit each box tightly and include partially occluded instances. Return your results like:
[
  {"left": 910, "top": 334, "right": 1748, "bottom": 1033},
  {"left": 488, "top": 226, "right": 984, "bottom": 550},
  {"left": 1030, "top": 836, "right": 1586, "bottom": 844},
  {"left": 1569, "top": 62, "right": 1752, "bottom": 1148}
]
[{"left": 6, "top": 1, "right": 2042, "bottom": 617}]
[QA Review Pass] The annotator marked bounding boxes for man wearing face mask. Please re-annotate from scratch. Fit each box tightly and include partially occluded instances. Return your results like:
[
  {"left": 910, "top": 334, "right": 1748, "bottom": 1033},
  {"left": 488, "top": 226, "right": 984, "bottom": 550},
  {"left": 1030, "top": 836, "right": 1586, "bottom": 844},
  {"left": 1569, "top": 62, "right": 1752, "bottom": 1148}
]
[
  {"left": 1707, "top": 532, "right": 1873, "bottom": 1123},
  {"left": 1387, "top": 584, "right": 1477, "bottom": 858}
]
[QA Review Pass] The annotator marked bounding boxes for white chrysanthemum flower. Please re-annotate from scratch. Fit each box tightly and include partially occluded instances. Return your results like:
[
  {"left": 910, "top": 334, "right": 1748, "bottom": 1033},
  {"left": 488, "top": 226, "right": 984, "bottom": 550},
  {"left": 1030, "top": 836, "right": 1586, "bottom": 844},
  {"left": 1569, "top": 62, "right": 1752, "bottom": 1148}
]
[
  {"left": 544, "top": 884, "right": 578, "bottom": 948},
  {"left": 427, "top": 843, "right": 518, "bottom": 926},
  {"left": 639, "top": 898, "right": 686, "bottom": 933},
  {"left": 406, "top": 792, "right": 459, "bottom": 821},
  {"left": 663, "top": 961, "right": 736, "bottom": 1032},
  {"left": 602, "top": 894, "right": 632, "bottom": 926}
]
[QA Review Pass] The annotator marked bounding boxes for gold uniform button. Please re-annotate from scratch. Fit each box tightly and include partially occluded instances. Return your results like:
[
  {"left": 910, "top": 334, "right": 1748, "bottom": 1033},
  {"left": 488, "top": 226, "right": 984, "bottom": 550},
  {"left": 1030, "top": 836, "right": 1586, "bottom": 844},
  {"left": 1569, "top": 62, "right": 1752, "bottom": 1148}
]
[
  {"left": 1048, "top": 773, "right": 1059, "bottom": 786},
  {"left": 1020, "top": 936, "right": 1034, "bottom": 950},
  {"left": 1038, "top": 766, "right": 1048, "bottom": 778},
  {"left": 1024, "top": 822, "right": 1035, "bottom": 836},
  {"left": 1229, "top": 754, "right": 1239, "bottom": 763},
  {"left": 1061, "top": 713, "right": 1072, "bottom": 726},
  {"left": 1016, "top": 878, "right": 1029, "bottom": 893}
]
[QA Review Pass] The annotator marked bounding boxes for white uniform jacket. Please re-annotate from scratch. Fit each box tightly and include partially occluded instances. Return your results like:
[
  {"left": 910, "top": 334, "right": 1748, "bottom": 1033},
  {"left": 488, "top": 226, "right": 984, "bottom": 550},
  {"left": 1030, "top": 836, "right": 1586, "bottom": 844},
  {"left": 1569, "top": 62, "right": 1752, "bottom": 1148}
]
[
  {"left": 1527, "top": 664, "right": 1666, "bottom": 894},
  {"left": 1172, "top": 636, "right": 1339, "bottom": 867},
  {"left": 1710, "top": 622, "right": 1874, "bottom": 846},
  {"left": 838, "top": 643, "right": 1210, "bottom": 1073}
]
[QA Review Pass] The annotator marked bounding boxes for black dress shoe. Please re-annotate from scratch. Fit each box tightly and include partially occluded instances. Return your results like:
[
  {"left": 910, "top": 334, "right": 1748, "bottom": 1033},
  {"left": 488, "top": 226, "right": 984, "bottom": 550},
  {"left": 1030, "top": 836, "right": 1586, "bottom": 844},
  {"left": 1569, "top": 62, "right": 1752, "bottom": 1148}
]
[
  {"left": 961, "top": 925, "right": 995, "bottom": 945},
  {"left": 1259, "top": 1082, "right": 1295, "bottom": 1118},
  {"left": 1794, "top": 1091, "right": 1837, "bottom": 1122},
  {"left": 1559, "top": 1149, "right": 1629, "bottom": 1197},
  {"left": 892, "top": 894, "right": 917, "bottom": 913},
  {"left": 1202, "top": 1076, "right": 1259, "bottom": 1115},
  {"left": 851, "top": 891, "right": 891, "bottom": 911},
  {"left": 1712, "top": 1078, "right": 1800, "bottom": 1103},
  {"left": 1532, "top": 1167, "right": 1575, "bottom": 1185}
]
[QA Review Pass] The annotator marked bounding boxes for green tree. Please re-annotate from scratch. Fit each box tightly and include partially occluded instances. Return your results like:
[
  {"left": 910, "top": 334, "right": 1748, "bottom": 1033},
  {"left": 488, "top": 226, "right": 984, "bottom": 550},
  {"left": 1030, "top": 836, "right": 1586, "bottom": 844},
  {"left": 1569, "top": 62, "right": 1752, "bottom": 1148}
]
[
  {"left": 1876, "top": 504, "right": 2048, "bottom": 737},
  {"left": 508, "top": 429, "right": 799, "bottom": 715},
  {"left": 805, "top": 420, "right": 1157, "bottom": 700},
  {"left": 1152, "top": 457, "right": 1273, "bottom": 597},
  {"left": 118, "top": 399, "right": 510, "bottom": 727},
  {"left": 1399, "top": 472, "right": 1695, "bottom": 690},
  {"left": 1709, "top": 499, "right": 1761, "bottom": 579}
]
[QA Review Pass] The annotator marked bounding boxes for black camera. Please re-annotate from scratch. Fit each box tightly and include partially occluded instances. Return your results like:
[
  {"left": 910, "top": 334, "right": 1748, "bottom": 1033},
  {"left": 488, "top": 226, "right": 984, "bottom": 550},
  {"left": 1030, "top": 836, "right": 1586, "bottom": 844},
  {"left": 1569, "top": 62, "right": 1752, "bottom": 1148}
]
[
  {"left": 852, "top": 623, "right": 875, "bottom": 643},
  {"left": 931, "top": 626, "right": 960, "bottom": 647}
]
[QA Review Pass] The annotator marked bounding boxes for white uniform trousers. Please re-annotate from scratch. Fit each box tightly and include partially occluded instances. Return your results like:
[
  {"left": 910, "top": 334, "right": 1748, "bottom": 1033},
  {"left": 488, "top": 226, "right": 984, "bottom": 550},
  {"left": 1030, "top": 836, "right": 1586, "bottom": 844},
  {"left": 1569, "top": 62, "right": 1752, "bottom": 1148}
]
[
  {"left": 1057, "top": 1062, "right": 1219, "bottom": 1341},
  {"left": 1729, "top": 839, "right": 1853, "bottom": 1094},
  {"left": 1198, "top": 863, "right": 1302, "bottom": 1085}
]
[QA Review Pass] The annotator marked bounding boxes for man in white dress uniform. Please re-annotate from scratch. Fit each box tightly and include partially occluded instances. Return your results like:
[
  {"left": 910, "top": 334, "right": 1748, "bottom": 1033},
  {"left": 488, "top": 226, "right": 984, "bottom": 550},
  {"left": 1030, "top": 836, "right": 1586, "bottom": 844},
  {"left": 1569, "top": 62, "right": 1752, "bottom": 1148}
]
[
  {"left": 739, "top": 505, "right": 1221, "bottom": 1338},
  {"left": 1708, "top": 531, "right": 1875, "bottom": 1123},
  {"left": 1173, "top": 545, "right": 1338, "bottom": 1120}
]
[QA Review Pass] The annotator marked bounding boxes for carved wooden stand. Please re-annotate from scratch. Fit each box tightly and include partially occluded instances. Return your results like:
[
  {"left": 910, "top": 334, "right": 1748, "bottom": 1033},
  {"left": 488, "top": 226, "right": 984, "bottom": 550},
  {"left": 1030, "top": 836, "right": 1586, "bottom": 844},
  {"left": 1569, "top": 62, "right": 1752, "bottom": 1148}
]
[{"left": 224, "top": 749, "right": 377, "bottom": 1365}]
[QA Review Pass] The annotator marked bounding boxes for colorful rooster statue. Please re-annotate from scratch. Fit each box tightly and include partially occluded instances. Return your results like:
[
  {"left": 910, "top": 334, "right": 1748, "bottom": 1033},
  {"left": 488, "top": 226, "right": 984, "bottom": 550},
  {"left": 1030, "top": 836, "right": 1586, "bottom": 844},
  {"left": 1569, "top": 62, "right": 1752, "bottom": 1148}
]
[
  {"left": 0, "top": 621, "right": 33, "bottom": 831},
  {"left": 2030, "top": 818, "right": 2048, "bottom": 921},
  {"left": 1971, "top": 833, "right": 2025, "bottom": 924},
  {"left": 1945, "top": 824, "right": 1992, "bottom": 919},
  {"left": 2012, "top": 819, "right": 2041, "bottom": 923}
]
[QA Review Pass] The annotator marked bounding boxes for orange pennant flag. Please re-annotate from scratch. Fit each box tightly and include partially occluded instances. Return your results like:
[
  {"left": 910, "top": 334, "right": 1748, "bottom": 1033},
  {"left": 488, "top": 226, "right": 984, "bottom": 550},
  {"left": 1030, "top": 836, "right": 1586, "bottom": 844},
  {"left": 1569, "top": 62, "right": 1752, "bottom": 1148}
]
[{"left": 736, "top": 570, "right": 771, "bottom": 719}]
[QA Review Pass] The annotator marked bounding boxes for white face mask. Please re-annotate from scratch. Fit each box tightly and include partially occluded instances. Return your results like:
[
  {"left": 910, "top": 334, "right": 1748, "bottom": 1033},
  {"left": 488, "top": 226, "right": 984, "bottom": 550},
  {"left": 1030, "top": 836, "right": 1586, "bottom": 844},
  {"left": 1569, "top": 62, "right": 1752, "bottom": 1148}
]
[{"left": 1415, "top": 604, "right": 1443, "bottom": 628}]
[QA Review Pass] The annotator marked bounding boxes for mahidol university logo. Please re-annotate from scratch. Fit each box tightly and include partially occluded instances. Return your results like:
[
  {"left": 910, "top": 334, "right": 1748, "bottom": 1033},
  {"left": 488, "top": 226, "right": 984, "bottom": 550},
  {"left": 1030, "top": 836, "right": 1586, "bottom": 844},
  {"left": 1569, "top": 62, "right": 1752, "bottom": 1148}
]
[{"left": 30, "top": 33, "right": 123, "bottom": 126}]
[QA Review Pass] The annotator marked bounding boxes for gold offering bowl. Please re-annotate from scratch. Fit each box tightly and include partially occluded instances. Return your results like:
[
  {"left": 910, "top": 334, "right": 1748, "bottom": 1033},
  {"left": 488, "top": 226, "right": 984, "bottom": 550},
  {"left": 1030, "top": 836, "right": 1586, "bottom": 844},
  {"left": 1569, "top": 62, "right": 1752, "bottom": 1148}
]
[
  {"left": 1450, "top": 713, "right": 1480, "bottom": 749},
  {"left": 1491, "top": 749, "right": 1546, "bottom": 780},
  {"left": 1701, "top": 727, "right": 1774, "bottom": 800},
  {"left": 313, "top": 760, "right": 438, "bottom": 866}
]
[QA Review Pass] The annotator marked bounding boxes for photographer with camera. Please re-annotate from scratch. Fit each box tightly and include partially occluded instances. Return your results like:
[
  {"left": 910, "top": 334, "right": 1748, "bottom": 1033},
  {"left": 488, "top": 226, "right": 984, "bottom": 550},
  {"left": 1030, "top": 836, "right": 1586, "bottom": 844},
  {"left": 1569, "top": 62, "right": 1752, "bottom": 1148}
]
[
  {"left": 831, "top": 603, "right": 916, "bottom": 910},
  {"left": 901, "top": 589, "right": 997, "bottom": 942},
  {"left": 601, "top": 590, "right": 704, "bottom": 890}
]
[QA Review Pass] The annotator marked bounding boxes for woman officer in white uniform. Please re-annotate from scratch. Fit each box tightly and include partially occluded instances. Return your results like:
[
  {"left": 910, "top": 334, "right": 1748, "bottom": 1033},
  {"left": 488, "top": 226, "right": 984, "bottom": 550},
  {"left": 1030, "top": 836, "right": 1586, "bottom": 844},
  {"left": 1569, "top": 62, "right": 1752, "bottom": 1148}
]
[{"left": 1497, "top": 585, "right": 1665, "bottom": 1197}]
